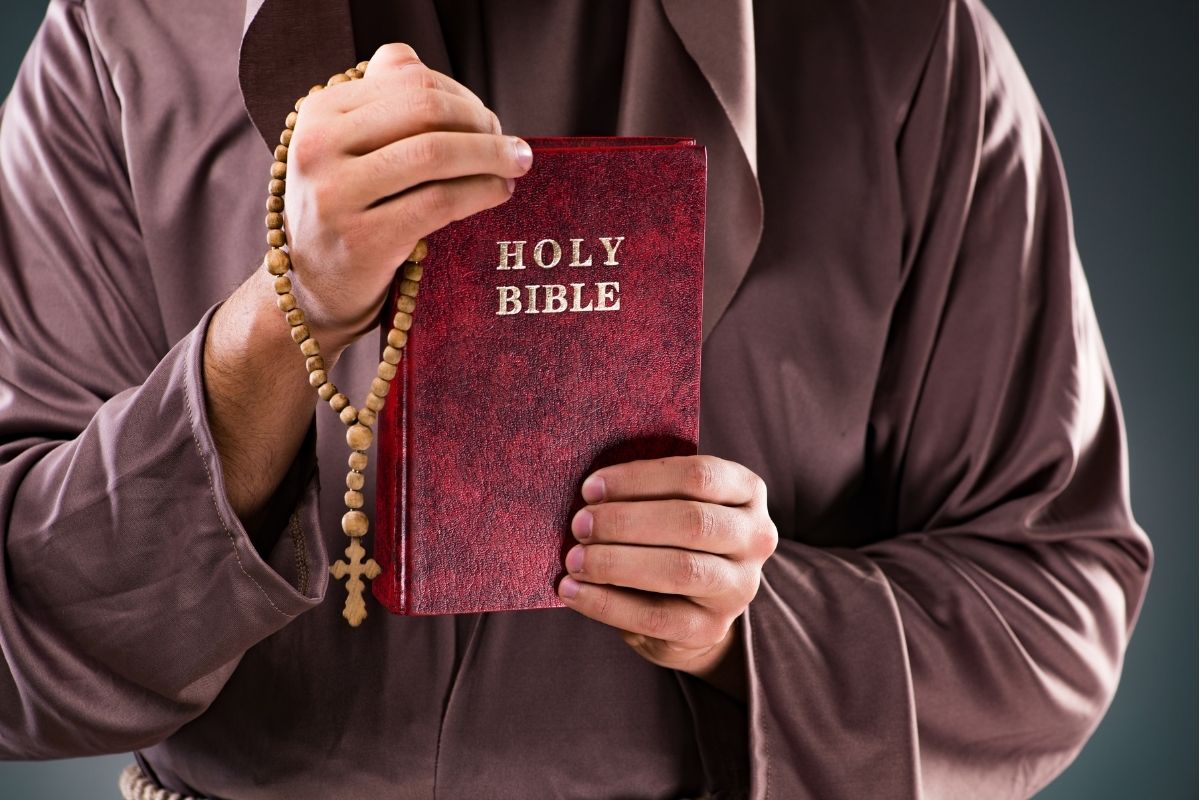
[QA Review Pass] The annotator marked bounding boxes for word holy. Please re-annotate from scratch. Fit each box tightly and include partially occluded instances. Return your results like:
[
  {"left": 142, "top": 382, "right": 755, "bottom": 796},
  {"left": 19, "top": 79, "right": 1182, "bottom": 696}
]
[{"left": 494, "top": 236, "right": 625, "bottom": 315}]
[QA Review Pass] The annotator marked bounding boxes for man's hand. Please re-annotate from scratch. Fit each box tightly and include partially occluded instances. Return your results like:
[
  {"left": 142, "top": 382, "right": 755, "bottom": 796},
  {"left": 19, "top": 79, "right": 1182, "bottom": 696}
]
[
  {"left": 283, "top": 42, "right": 533, "bottom": 352},
  {"left": 557, "top": 455, "right": 778, "bottom": 702}
]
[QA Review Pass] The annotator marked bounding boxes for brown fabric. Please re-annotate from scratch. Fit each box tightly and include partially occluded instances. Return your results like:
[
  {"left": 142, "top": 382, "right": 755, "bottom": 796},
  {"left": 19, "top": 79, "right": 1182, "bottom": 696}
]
[{"left": 0, "top": 0, "right": 1152, "bottom": 799}]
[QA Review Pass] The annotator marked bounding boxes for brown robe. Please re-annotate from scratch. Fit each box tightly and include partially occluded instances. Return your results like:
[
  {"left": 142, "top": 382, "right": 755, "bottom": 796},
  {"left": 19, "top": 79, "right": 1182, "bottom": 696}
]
[{"left": 0, "top": 0, "right": 1153, "bottom": 798}]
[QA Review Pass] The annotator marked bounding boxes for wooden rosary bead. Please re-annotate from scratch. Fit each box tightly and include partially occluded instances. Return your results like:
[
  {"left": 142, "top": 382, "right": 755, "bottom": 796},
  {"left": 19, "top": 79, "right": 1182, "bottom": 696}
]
[
  {"left": 280, "top": 129, "right": 292, "bottom": 147},
  {"left": 346, "top": 472, "right": 365, "bottom": 491},
  {"left": 395, "top": 295, "right": 416, "bottom": 314},
  {"left": 265, "top": 212, "right": 284, "bottom": 229},
  {"left": 342, "top": 510, "right": 369, "bottom": 538},
  {"left": 285, "top": 111, "right": 298, "bottom": 129},
  {"left": 408, "top": 239, "right": 428, "bottom": 262},
  {"left": 346, "top": 423, "right": 373, "bottom": 450},
  {"left": 268, "top": 178, "right": 286, "bottom": 196},
  {"left": 276, "top": 293, "right": 297, "bottom": 312},
  {"left": 398, "top": 279, "right": 420, "bottom": 298},
  {"left": 290, "top": 324, "right": 311, "bottom": 344},
  {"left": 357, "top": 60, "right": 371, "bottom": 73},
  {"left": 364, "top": 393, "right": 386, "bottom": 412},
  {"left": 357, "top": 408, "right": 377, "bottom": 428},
  {"left": 265, "top": 248, "right": 289, "bottom": 275},
  {"left": 270, "top": 161, "right": 287, "bottom": 180},
  {"left": 328, "top": 73, "right": 350, "bottom": 85},
  {"left": 285, "top": 307, "right": 305, "bottom": 326},
  {"left": 266, "top": 195, "right": 284, "bottom": 212},
  {"left": 330, "top": 392, "right": 350, "bottom": 412},
  {"left": 377, "top": 360, "right": 398, "bottom": 381},
  {"left": 308, "top": 369, "right": 328, "bottom": 388},
  {"left": 305, "top": 355, "right": 325, "bottom": 372},
  {"left": 402, "top": 263, "right": 423, "bottom": 281},
  {"left": 274, "top": 144, "right": 288, "bottom": 162},
  {"left": 273, "top": 275, "right": 292, "bottom": 294},
  {"left": 370, "top": 377, "right": 390, "bottom": 397},
  {"left": 267, "top": 229, "right": 286, "bottom": 248},
  {"left": 300, "top": 338, "right": 320, "bottom": 357},
  {"left": 339, "top": 405, "right": 359, "bottom": 426},
  {"left": 293, "top": 96, "right": 306, "bottom": 112},
  {"left": 348, "top": 451, "right": 368, "bottom": 471},
  {"left": 382, "top": 346, "right": 402, "bottom": 366},
  {"left": 317, "top": 382, "right": 337, "bottom": 401},
  {"left": 344, "top": 490, "right": 365, "bottom": 509},
  {"left": 387, "top": 328, "right": 408, "bottom": 349},
  {"left": 346, "top": 68, "right": 364, "bottom": 80},
  {"left": 393, "top": 311, "right": 413, "bottom": 331},
  {"left": 308, "top": 83, "right": 325, "bottom": 95}
]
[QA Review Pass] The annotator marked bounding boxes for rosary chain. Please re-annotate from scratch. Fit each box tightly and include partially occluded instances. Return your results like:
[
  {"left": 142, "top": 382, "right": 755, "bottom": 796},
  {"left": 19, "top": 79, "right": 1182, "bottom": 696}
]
[{"left": 262, "top": 60, "right": 428, "bottom": 627}]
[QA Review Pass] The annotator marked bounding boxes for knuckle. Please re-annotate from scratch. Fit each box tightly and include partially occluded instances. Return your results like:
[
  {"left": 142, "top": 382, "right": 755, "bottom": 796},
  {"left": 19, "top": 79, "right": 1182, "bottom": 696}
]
[
  {"left": 670, "top": 549, "right": 707, "bottom": 591},
  {"left": 404, "top": 88, "right": 444, "bottom": 125},
  {"left": 493, "top": 134, "right": 514, "bottom": 166},
  {"left": 638, "top": 604, "right": 675, "bottom": 638},
  {"left": 406, "top": 134, "right": 444, "bottom": 170},
  {"left": 595, "top": 545, "right": 620, "bottom": 579},
  {"left": 398, "top": 65, "right": 441, "bottom": 92},
  {"left": 415, "top": 181, "right": 453, "bottom": 221},
  {"left": 685, "top": 458, "right": 719, "bottom": 495},
  {"left": 754, "top": 518, "right": 780, "bottom": 559},
  {"left": 682, "top": 501, "right": 716, "bottom": 544},
  {"left": 287, "top": 128, "right": 325, "bottom": 173},
  {"left": 601, "top": 505, "right": 633, "bottom": 541}
]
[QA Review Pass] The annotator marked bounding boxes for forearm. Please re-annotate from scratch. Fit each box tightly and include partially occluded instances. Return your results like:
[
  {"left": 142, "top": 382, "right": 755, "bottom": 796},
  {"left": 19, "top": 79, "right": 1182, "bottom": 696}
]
[{"left": 202, "top": 268, "right": 348, "bottom": 545}]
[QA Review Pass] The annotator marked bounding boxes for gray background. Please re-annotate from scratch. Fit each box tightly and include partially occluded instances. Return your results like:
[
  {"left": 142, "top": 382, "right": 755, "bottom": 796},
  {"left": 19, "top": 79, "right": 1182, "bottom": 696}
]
[{"left": 0, "top": 0, "right": 1194, "bottom": 797}]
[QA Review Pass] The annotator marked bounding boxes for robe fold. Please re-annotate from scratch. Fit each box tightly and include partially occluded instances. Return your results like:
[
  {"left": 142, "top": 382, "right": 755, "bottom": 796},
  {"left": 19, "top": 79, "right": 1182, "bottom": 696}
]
[{"left": 0, "top": 0, "right": 1152, "bottom": 798}]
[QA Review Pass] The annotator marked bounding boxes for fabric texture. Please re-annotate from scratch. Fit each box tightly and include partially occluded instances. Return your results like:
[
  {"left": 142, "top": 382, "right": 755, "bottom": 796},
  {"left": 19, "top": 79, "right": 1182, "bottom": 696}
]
[{"left": 0, "top": 0, "right": 1152, "bottom": 798}]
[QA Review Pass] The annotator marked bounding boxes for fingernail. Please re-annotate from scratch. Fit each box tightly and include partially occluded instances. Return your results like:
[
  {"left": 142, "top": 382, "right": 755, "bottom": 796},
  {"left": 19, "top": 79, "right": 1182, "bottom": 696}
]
[
  {"left": 581, "top": 474, "right": 605, "bottom": 504},
  {"left": 559, "top": 576, "right": 581, "bottom": 599},
  {"left": 513, "top": 138, "right": 533, "bottom": 171},
  {"left": 566, "top": 544, "right": 585, "bottom": 573},
  {"left": 505, "top": 177, "right": 516, "bottom": 194},
  {"left": 571, "top": 508, "right": 593, "bottom": 540}
]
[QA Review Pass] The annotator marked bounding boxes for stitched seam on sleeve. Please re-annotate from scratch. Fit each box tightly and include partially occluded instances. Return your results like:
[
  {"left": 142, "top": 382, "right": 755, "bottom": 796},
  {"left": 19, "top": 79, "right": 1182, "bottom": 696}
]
[
  {"left": 290, "top": 509, "right": 310, "bottom": 597},
  {"left": 183, "top": 346, "right": 296, "bottom": 619}
]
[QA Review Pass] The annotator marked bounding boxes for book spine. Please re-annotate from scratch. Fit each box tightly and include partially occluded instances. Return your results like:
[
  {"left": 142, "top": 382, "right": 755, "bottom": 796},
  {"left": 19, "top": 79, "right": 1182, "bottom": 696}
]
[{"left": 398, "top": 304, "right": 412, "bottom": 615}]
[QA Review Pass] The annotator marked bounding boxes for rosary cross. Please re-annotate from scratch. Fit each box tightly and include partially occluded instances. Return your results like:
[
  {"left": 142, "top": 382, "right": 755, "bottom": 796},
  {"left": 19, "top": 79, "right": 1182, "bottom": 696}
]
[{"left": 330, "top": 539, "right": 382, "bottom": 627}]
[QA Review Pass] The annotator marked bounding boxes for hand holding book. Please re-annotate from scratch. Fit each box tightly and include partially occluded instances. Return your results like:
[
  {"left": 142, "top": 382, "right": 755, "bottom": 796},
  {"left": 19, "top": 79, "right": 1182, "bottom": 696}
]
[{"left": 560, "top": 454, "right": 779, "bottom": 703}]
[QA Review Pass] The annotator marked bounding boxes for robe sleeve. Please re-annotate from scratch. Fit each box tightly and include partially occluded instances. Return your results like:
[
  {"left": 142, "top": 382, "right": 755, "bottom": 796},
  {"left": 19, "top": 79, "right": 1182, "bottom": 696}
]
[
  {"left": 0, "top": 0, "right": 327, "bottom": 758},
  {"left": 677, "top": 2, "right": 1154, "bottom": 798}
]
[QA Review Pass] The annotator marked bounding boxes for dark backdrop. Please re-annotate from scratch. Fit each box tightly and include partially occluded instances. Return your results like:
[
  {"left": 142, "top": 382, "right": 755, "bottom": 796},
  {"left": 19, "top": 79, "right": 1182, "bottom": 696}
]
[{"left": 0, "top": 1, "right": 1194, "bottom": 797}]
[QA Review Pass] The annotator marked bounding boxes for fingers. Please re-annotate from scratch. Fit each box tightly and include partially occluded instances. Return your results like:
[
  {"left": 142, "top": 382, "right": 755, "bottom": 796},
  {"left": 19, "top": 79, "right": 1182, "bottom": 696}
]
[
  {"left": 337, "top": 85, "right": 502, "bottom": 154},
  {"left": 570, "top": 498, "right": 765, "bottom": 557},
  {"left": 564, "top": 542, "right": 745, "bottom": 605},
  {"left": 359, "top": 172, "right": 515, "bottom": 263},
  {"left": 556, "top": 578, "right": 732, "bottom": 649},
  {"left": 344, "top": 131, "right": 531, "bottom": 207},
  {"left": 582, "top": 455, "right": 767, "bottom": 507}
]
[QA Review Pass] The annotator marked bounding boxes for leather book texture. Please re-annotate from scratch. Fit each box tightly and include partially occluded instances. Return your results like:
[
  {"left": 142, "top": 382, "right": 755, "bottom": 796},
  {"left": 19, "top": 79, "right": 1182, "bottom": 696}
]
[{"left": 373, "top": 136, "right": 707, "bottom": 615}]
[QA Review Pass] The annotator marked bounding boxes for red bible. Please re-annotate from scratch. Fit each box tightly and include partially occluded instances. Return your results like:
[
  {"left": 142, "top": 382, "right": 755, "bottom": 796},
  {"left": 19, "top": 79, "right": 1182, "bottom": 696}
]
[{"left": 373, "top": 136, "right": 707, "bottom": 615}]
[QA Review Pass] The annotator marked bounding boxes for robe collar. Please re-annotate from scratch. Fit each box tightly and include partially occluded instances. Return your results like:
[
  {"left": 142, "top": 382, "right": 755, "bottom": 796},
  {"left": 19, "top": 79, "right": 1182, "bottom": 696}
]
[{"left": 238, "top": 0, "right": 762, "bottom": 342}]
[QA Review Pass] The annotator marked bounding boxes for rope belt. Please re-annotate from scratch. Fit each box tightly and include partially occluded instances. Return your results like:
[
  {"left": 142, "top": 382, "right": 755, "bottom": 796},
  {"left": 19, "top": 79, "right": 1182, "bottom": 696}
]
[{"left": 118, "top": 762, "right": 205, "bottom": 800}]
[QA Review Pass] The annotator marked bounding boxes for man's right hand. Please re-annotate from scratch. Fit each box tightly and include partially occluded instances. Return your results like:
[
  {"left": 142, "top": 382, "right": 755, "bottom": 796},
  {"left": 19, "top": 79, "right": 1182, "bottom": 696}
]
[{"left": 282, "top": 42, "right": 533, "bottom": 355}]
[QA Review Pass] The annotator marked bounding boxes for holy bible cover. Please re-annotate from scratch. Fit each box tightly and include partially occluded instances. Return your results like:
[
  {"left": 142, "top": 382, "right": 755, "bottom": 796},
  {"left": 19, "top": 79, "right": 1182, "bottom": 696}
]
[{"left": 373, "top": 136, "right": 707, "bottom": 616}]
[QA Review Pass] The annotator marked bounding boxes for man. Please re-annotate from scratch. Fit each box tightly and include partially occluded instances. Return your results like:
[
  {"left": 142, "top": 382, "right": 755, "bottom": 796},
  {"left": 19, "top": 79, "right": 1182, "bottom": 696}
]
[{"left": 0, "top": 0, "right": 1152, "bottom": 798}]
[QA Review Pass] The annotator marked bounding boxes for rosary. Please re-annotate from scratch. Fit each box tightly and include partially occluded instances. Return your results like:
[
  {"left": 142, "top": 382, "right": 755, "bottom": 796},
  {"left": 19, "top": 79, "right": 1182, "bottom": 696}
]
[{"left": 262, "top": 60, "right": 421, "bottom": 628}]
